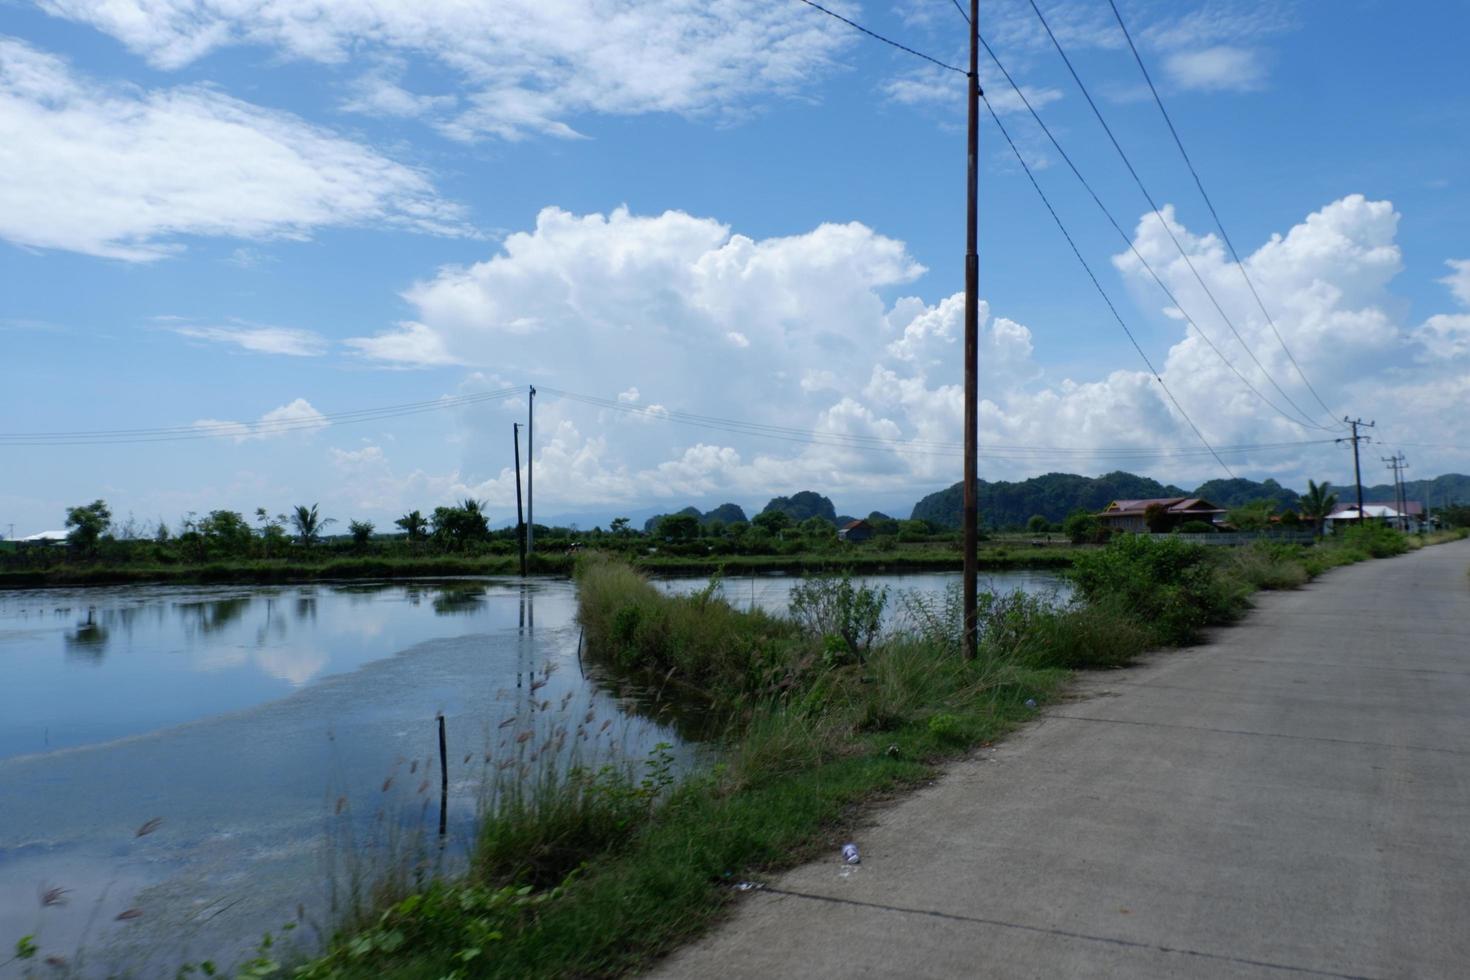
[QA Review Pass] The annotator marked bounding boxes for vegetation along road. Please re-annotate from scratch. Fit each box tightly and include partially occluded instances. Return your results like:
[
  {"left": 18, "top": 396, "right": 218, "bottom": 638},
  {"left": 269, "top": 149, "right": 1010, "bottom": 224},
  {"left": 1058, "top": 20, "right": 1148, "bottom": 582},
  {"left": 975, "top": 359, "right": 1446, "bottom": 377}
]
[{"left": 658, "top": 537, "right": 1470, "bottom": 979}]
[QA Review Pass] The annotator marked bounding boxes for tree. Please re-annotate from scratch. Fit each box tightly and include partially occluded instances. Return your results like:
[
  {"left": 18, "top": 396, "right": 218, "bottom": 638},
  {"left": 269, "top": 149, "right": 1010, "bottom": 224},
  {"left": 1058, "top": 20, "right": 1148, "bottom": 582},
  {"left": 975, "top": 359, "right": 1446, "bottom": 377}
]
[
  {"left": 752, "top": 510, "right": 792, "bottom": 536},
  {"left": 1143, "top": 503, "right": 1172, "bottom": 534},
  {"left": 349, "top": 520, "right": 375, "bottom": 547},
  {"left": 1227, "top": 500, "right": 1275, "bottom": 531},
  {"left": 199, "top": 510, "right": 253, "bottom": 556},
  {"left": 395, "top": 510, "right": 427, "bottom": 541},
  {"left": 65, "top": 500, "right": 112, "bottom": 556},
  {"left": 1026, "top": 515, "right": 1050, "bottom": 534},
  {"left": 1298, "top": 480, "right": 1339, "bottom": 539},
  {"left": 656, "top": 513, "right": 700, "bottom": 541},
  {"left": 290, "top": 503, "right": 334, "bottom": 546},
  {"left": 1062, "top": 510, "right": 1100, "bottom": 545},
  {"left": 609, "top": 516, "right": 632, "bottom": 536},
  {"left": 430, "top": 500, "right": 490, "bottom": 549},
  {"left": 799, "top": 516, "right": 837, "bottom": 543}
]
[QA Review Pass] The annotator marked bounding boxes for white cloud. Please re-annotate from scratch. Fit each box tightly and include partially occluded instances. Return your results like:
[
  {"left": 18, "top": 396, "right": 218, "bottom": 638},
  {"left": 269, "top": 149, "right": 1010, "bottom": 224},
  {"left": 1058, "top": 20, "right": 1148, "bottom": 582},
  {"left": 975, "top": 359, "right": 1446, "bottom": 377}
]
[
  {"left": 1441, "top": 259, "right": 1470, "bottom": 308},
  {"left": 169, "top": 322, "right": 327, "bottom": 356},
  {"left": 327, "top": 196, "right": 1470, "bottom": 520},
  {"left": 1163, "top": 46, "right": 1267, "bottom": 93},
  {"left": 193, "top": 398, "right": 328, "bottom": 442},
  {"left": 0, "top": 36, "right": 467, "bottom": 260},
  {"left": 35, "top": 0, "right": 855, "bottom": 141}
]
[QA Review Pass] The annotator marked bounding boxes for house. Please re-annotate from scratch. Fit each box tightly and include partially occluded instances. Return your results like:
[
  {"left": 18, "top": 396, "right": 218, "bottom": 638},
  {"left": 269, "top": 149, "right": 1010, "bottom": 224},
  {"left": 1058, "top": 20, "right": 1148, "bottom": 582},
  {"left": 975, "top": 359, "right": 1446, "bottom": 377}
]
[
  {"left": 1096, "top": 497, "right": 1226, "bottom": 533},
  {"left": 838, "top": 519, "right": 874, "bottom": 543},
  {"left": 1325, "top": 501, "right": 1426, "bottom": 532}
]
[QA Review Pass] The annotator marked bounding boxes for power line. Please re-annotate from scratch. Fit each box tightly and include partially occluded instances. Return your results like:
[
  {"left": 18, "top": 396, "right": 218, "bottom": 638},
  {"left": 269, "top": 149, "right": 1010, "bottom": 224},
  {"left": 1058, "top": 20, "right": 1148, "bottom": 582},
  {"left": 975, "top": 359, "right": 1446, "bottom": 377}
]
[
  {"left": 1105, "top": 0, "right": 1341, "bottom": 428},
  {"left": 973, "top": 33, "right": 1325, "bottom": 435},
  {"left": 793, "top": 0, "right": 965, "bottom": 74},
  {"left": 980, "top": 94, "right": 1235, "bottom": 479},
  {"left": 1024, "top": 0, "right": 1334, "bottom": 433},
  {"left": 0, "top": 387, "right": 526, "bottom": 447}
]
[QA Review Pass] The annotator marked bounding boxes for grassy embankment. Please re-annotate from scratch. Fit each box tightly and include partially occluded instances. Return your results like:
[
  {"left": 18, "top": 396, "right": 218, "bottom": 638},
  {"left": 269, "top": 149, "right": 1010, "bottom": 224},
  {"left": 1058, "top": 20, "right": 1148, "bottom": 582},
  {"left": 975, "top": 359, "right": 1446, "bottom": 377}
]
[
  {"left": 55, "top": 524, "right": 1459, "bottom": 979},
  {"left": 0, "top": 545, "right": 1074, "bottom": 589}
]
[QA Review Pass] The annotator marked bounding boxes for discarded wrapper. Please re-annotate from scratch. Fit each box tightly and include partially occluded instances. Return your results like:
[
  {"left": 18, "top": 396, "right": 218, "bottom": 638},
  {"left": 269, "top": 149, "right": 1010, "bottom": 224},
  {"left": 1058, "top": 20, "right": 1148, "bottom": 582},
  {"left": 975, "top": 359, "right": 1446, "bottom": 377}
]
[
  {"left": 841, "top": 843, "right": 860, "bottom": 865},
  {"left": 1025, "top": 699, "right": 1037, "bottom": 708}
]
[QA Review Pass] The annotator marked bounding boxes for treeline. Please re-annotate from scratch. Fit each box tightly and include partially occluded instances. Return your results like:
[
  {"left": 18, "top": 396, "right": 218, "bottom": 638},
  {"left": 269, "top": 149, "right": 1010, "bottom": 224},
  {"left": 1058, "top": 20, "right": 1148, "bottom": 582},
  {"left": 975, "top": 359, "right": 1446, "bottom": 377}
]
[{"left": 0, "top": 497, "right": 957, "bottom": 571}]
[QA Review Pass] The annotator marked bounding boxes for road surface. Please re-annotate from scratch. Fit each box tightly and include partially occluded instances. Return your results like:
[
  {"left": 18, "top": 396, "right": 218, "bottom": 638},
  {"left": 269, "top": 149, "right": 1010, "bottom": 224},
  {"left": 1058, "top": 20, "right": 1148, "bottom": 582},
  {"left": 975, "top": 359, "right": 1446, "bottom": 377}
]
[{"left": 655, "top": 539, "right": 1470, "bottom": 979}]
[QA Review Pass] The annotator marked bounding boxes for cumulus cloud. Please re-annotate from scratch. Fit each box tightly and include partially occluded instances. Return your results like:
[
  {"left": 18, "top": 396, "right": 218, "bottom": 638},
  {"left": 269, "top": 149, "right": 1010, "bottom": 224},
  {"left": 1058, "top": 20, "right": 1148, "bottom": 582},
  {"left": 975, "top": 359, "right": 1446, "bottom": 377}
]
[
  {"left": 1163, "top": 46, "right": 1267, "bottom": 92},
  {"left": 168, "top": 321, "right": 327, "bottom": 356},
  {"left": 0, "top": 36, "right": 466, "bottom": 260},
  {"left": 193, "top": 398, "right": 328, "bottom": 442},
  {"left": 1441, "top": 259, "right": 1470, "bottom": 307},
  {"left": 334, "top": 195, "right": 1470, "bottom": 517},
  {"left": 34, "top": 0, "right": 855, "bottom": 141}
]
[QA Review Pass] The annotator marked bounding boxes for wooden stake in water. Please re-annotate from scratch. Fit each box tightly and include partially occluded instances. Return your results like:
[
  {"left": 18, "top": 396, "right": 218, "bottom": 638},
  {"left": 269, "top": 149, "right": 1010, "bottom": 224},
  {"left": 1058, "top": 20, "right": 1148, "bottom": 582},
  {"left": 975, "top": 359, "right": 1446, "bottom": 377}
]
[{"left": 436, "top": 713, "right": 448, "bottom": 838}]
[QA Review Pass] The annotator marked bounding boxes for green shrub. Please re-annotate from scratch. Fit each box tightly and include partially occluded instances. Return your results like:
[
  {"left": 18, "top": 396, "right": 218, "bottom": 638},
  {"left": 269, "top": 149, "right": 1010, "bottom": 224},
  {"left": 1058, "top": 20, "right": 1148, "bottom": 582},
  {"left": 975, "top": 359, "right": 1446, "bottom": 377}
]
[{"left": 1071, "top": 535, "right": 1240, "bottom": 645}]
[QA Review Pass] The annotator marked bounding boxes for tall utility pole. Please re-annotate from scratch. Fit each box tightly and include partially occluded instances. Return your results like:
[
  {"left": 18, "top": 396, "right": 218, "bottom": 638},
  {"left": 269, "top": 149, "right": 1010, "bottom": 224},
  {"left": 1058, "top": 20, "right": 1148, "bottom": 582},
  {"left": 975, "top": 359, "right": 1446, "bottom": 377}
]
[
  {"left": 513, "top": 422, "right": 526, "bottom": 576},
  {"left": 1339, "top": 417, "right": 1374, "bottom": 525},
  {"left": 961, "top": 0, "right": 981, "bottom": 660},
  {"left": 526, "top": 385, "right": 536, "bottom": 556},
  {"left": 1382, "top": 452, "right": 1408, "bottom": 531}
]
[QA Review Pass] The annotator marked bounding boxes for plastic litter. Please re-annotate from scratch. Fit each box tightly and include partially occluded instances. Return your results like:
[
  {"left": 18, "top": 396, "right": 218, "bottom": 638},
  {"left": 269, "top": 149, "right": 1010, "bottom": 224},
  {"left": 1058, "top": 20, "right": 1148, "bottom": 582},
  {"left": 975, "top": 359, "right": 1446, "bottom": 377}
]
[
  {"left": 733, "top": 881, "right": 764, "bottom": 892},
  {"left": 841, "top": 843, "right": 861, "bottom": 865},
  {"left": 1025, "top": 699, "right": 1037, "bottom": 709}
]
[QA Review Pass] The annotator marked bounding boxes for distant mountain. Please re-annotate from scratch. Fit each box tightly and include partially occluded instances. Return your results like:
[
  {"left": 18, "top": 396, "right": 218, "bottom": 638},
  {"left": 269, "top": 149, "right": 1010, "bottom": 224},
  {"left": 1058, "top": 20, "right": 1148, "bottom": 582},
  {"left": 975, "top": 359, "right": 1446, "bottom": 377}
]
[
  {"left": 643, "top": 506, "right": 701, "bottom": 533},
  {"left": 1193, "top": 478, "right": 1301, "bottom": 512},
  {"left": 911, "top": 471, "right": 1189, "bottom": 529},
  {"left": 703, "top": 502, "right": 748, "bottom": 525},
  {"left": 761, "top": 491, "right": 837, "bottom": 524},
  {"left": 1359, "top": 473, "right": 1470, "bottom": 508}
]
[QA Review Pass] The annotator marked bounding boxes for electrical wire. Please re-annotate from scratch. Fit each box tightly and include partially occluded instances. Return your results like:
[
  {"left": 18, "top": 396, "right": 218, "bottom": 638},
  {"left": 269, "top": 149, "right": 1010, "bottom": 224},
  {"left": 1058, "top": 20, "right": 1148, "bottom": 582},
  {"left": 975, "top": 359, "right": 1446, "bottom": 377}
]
[
  {"left": 974, "top": 34, "right": 1319, "bottom": 435},
  {"left": 979, "top": 94, "right": 1236, "bottom": 478},
  {"left": 1105, "top": 0, "right": 1341, "bottom": 428},
  {"left": 0, "top": 387, "right": 525, "bottom": 447},
  {"left": 1025, "top": 0, "right": 1335, "bottom": 432},
  {"left": 794, "top": 0, "right": 966, "bottom": 74}
]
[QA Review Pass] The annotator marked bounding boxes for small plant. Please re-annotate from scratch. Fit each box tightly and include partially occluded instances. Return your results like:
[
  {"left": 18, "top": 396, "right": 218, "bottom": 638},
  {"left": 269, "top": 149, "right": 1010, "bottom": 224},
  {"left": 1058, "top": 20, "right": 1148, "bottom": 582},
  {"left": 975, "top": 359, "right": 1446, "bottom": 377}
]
[{"left": 788, "top": 573, "right": 887, "bottom": 662}]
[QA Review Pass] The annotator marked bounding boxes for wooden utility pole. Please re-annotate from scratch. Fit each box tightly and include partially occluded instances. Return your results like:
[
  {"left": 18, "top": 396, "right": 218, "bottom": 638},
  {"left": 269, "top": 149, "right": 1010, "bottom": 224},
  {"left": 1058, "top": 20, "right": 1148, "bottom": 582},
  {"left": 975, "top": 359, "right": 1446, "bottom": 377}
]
[
  {"left": 962, "top": 0, "right": 980, "bottom": 660},
  {"left": 527, "top": 385, "right": 536, "bottom": 555},
  {"left": 513, "top": 422, "right": 526, "bottom": 576},
  {"left": 1340, "top": 417, "right": 1374, "bottom": 525},
  {"left": 1382, "top": 452, "right": 1408, "bottom": 531}
]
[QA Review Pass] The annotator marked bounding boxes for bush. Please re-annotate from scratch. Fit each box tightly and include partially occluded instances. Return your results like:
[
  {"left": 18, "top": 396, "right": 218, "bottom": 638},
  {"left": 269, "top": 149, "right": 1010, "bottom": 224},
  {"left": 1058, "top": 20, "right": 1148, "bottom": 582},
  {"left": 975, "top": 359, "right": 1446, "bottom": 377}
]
[
  {"left": 1071, "top": 535, "right": 1240, "bottom": 645},
  {"left": 1176, "top": 520, "right": 1216, "bottom": 534},
  {"left": 788, "top": 574, "right": 888, "bottom": 663}
]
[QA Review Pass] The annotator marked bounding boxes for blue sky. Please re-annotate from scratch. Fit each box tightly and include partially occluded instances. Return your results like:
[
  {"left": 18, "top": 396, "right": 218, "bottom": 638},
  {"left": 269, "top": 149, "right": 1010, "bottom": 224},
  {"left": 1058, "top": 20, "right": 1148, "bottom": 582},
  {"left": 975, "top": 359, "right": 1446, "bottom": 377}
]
[{"left": 3, "top": 0, "right": 1469, "bottom": 535}]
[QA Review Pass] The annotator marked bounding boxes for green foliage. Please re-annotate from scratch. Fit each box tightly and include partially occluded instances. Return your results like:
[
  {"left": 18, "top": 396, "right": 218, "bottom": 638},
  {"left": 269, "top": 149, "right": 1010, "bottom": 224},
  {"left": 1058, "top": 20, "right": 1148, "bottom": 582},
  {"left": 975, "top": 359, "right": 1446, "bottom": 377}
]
[
  {"left": 656, "top": 513, "right": 700, "bottom": 541},
  {"left": 394, "top": 510, "right": 427, "bottom": 541},
  {"left": 1299, "top": 480, "right": 1339, "bottom": 537},
  {"left": 1062, "top": 510, "right": 1101, "bottom": 544},
  {"left": 348, "top": 520, "right": 375, "bottom": 547},
  {"left": 430, "top": 500, "right": 490, "bottom": 549},
  {"left": 751, "top": 509, "right": 792, "bottom": 535},
  {"left": 1227, "top": 499, "right": 1276, "bottom": 531},
  {"left": 1071, "top": 534, "right": 1242, "bottom": 645},
  {"left": 788, "top": 573, "right": 888, "bottom": 662},
  {"left": 65, "top": 499, "right": 112, "bottom": 555},
  {"left": 291, "top": 503, "right": 334, "bottom": 547},
  {"left": 1026, "top": 515, "right": 1051, "bottom": 534},
  {"left": 1143, "top": 502, "right": 1172, "bottom": 533},
  {"left": 1176, "top": 520, "right": 1216, "bottom": 534}
]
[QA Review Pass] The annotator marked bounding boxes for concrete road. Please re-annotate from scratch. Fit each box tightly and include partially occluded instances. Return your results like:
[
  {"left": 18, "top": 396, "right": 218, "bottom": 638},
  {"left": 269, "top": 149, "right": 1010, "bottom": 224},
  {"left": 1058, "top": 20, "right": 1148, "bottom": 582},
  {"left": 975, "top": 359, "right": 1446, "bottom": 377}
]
[{"left": 655, "top": 539, "right": 1470, "bottom": 980}]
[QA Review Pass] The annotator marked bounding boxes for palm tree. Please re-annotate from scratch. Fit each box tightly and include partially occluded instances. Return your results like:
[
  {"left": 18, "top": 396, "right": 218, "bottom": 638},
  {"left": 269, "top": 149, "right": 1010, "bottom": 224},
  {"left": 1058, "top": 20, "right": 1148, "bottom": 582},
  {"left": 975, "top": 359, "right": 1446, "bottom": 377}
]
[
  {"left": 290, "top": 503, "right": 335, "bottom": 547},
  {"left": 395, "top": 509, "right": 427, "bottom": 542},
  {"left": 1299, "top": 480, "right": 1339, "bottom": 539}
]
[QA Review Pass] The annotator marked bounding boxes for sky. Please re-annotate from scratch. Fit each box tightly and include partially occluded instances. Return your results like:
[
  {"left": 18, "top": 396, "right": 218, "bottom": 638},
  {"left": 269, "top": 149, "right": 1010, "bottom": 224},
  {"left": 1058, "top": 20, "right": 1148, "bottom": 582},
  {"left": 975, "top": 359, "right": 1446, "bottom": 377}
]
[{"left": 3, "top": 0, "right": 1469, "bottom": 535}]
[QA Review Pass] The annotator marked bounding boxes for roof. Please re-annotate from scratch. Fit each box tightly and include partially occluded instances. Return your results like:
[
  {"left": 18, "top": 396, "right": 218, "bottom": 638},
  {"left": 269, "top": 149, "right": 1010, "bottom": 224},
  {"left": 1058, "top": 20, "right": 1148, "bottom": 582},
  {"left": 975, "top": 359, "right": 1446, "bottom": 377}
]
[
  {"left": 1328, "top": 501, "right": 1423, "bottom": 518},
  {"left": 17, "top": 530, "right": 69, "bottom": 542},
  {"left": 840, "top": 519, "right": 870, "bottom": 531},
  {"left": 1100, "top": 497, "right": 1225, "bottom": 517}
]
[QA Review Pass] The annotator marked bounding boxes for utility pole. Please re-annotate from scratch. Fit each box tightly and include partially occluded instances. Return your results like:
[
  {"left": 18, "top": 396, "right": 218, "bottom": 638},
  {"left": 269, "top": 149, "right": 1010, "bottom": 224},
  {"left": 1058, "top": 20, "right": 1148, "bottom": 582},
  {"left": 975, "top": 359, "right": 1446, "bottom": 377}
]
[
  {"left": 526, "top": 385, "right": 536, "bottom": 556},
  {"left": 961, "top": 0, "right": 981, "bottom": 661},
  {"left": 1339, "top": 417, "right": 1374, "bottom": 525},
  {"left": 513, "top": 422, "right": 526, "bottom": 576}
]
